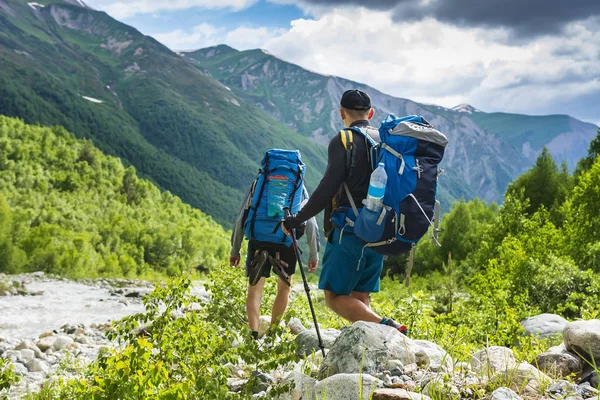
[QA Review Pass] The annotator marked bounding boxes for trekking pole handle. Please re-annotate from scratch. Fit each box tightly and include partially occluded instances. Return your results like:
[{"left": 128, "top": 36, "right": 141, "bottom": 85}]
[{"left": 283, "top": 207, "right": 291, "bottom": 218}]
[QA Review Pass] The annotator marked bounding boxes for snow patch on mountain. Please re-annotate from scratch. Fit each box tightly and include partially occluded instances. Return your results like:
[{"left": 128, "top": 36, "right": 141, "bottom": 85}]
[
  {"left": 452, "top": 104, "right": 482, "bottom": 114},
  {"left": 28, "top": 2, "right": 44, "bottom": 10},
  {"left": 63, "top": 0, "right": 90, "bottom": 8},
  {"left": 82, "top": 96, "right": 103, "bottom": 104}
]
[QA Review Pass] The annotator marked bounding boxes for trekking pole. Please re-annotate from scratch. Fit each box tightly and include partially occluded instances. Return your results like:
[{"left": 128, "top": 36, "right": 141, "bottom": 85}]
[{"left": 283, "top": 208, "right": 326, "bottom": 357}]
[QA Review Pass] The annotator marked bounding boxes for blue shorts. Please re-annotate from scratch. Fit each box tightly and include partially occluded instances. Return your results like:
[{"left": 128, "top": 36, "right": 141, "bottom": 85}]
[{"left": 318, "top": 229, "right": 385, "bottom": 295}]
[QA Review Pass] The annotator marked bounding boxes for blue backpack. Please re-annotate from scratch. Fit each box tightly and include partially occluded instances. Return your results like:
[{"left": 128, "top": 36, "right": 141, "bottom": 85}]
[
  {"left": 243, "top": 149, "right": 305, "bottom": 247},
  {"left": 334, "top": 115, "right": 448, "bottom": 256}
]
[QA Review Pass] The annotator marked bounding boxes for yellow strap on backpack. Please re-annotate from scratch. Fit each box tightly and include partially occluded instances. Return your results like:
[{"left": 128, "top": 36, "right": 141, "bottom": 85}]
[{"left": 340, "top": 129, "right": 353, "bottom": 150}]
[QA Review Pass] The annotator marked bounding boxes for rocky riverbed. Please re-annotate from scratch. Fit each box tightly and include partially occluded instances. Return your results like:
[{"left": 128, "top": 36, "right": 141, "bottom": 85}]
[{"left": 0, "top": 273, "right": 209, "bottom": 398}]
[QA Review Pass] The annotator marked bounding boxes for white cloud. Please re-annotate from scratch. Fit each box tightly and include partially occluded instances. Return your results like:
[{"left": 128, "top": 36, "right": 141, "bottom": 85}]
[
  {"left": 154, "top": 24, "right": 222, "bottom": 50},
  {"left": 154, "top": 24, "right": 286, "bottom": 51},
  {"left": 143, "top": 4, "right": 599, "bottom": 123},
  {"left": 254, "top": 8, "right": 600, "bottom": 121},
  {"left": 225, "top": 26, "right": 287, "bottom": 50},
  {"left": 85, "top": 0, "right": 258, "bottom": 19}
]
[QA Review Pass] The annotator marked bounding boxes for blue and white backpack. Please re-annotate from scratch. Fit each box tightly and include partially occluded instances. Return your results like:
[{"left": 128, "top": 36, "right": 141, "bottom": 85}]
[
  {"left": 243, "top": 149, "right": 305, "bottom": 247},
  {"left": 333, "top": 115, "right": 448, "bottom": 256}
]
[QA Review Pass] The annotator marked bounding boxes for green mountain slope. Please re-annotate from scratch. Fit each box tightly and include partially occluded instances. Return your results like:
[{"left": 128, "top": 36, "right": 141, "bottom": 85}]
[
  {"left": 187, "top": 45, "right": 598, "bottom": 204},
  {"left": 0, "top": 1, "right": 327, "bottom": 227},
  {"left": 465, "top": 109, "right": 596, "bottom": 170},
  {"left": 0, "top": 115, "right": 229, "bottom": 278}
]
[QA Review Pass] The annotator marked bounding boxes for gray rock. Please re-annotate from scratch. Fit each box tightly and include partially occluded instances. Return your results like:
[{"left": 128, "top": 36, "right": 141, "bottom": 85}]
[
  {"left": 412, "top": 340, "right": 453, "bottom": 371},
  {"left": 372, "top": 388, "right": 431, "bottom": 399},
  {"left": 295, "top": 328, "right": 340, "bottom": 356},
  {"left": 4, "top": 350, "right": 21, "bottom": 362},
  {"left": 521, "top": 313, "right": 568, "bottom": 338},
  {"left": 19, "top": 349, "right": 35, "bottom": 362},
  {"left": 12, "top": 361, "right": 28, "bottom": 376},
  {"left": 577, "top": 382, "right": 599, "bottom": 396},
  {"left": 564, "top": 320, "right": 600, "bottom": 361},
  {"left": 226, "top": 378, "right": 248, "bottom": 393},
  {"left": 27, "top": 359, "right": 49, "bottom": 373},
  {"left": 314, "top": 373, "right": 382, "bottom": 400},
  {"left": 490, "top": 362, "right": 551, "bottom": 396},
  {"left": 280, "top": 370, "right": 316, "bottom": 400},
  {"left": 490, "top": 387, "right": 522, "bottom": 400},
  {"left": 287, "top": 318, "right": 306, "bottom": 335},
  {"left": 258, "top": 316, "right": 271, "bottom": 337},
  {"left": 250, "top": 371, "right": 275, "bottom": 393},
  {"left": 15, "top": 339, "right": 35, "bottom": 351},
  {"left": 385, "top": 360, "right": 404, "bottom": 372},
  {"left": 37, "top": 336, "right": 57, "bottom": 352},
  {"left": 52, "top": 335, "right": 74, "bottom": 351},
  {"left": 471, "top": 346, "right": 517, "bottom": 376},
  {"left": 536, "top": 348, "right": 582, "bottom": 377},
  {"left": 547, "top": 380, "right": 578, "bottom": 397},
  {"left": 319, "top": 322, "right": 418, "bottom": 379}
]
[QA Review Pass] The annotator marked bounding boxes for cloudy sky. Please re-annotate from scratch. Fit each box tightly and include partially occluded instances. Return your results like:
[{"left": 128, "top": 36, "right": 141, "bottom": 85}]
[{"left": 84, "top": 0, "right": 600, "bottom": 125}]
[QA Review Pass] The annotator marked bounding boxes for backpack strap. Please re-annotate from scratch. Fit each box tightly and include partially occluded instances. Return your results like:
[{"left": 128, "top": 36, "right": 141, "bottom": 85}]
[{"left": 340, "top": 129, "right": 355, "bottom": 175}]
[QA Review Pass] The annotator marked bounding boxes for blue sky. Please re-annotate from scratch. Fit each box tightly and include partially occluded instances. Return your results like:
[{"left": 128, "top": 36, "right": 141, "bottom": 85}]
[
  {"left": 85, "top": 0, "right": 600, "bottom": 126},
  {"left": 121, "top": 1, "right": 304, "bottom": 42}
]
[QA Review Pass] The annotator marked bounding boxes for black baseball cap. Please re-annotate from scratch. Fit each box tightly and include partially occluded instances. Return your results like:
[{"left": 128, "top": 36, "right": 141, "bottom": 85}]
[{"left": 340, "top": 89, "right": 371, "bottom": 111}]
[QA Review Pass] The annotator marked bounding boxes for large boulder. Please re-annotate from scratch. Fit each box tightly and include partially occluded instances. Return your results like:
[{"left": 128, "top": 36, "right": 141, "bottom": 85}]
[
  {"left": 276, "top": 370, "right": 317, "bottom": 400},
  {"left": 412, "top": 340, "right": 453, "bottom": 372},
  {"left": 314, "top": 373, "right": 381, "bottom": 400},
  {"left": 319, "top": 322, "right": 419, "bottom": 379},
  {"left": 535, "top": 343, "right": 582, "bottom": 377},
  {"left": 490, "top": 362, "right": 551, "bottom": 396},
  {"left": 471, "top": 347, "right": 517, "bottom": 376},
  {"left": 295, "top": 328, "right": 340, "bottom": 356},
  {"left": 563, "top": 320, "right": 600, "bottom": 361},
  {"left": 521, "top": 314, "right": 568, "bottom": 338},
  {"left": 490, "top": 387, "right": 522, "bottom": 400},
  {"left": 372, "top": 388, "right": 431, "bottom": 399}
]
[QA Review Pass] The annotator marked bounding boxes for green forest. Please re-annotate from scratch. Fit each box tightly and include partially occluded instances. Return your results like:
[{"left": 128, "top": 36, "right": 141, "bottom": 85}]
[{"left": 0, "top": 116, "right": 229, "bottom": 279}]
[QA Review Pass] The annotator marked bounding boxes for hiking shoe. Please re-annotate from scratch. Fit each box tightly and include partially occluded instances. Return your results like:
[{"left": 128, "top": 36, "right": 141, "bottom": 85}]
[
  {"left": 382, "top": 318, "right": 408, "bottom": 336},
  {"left": 248, "top": 250, "right": 270, "bottom": 286},
  {"left": 270, "top": 257, "right": 291, "bottom": 287}
]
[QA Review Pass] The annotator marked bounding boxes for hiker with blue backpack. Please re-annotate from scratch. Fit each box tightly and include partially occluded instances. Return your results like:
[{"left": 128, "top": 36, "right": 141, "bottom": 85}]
[
  {"left": 230, "top": 150, "right": 320, "bottom": 340},
  {"left": 283, "top": 90, "right": 448, "bottom": 335}
]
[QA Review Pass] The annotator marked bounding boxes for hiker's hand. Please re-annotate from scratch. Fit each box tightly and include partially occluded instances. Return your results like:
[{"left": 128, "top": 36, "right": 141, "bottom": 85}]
[
  {"left": 230, "top": 256, "right": 240, "bottom": 267},
  {"left": 281, "top": 222, "right": 292, "bottom": 237},
  {"left": 308, "top": 260, "right": 318, "bottom": 273}
]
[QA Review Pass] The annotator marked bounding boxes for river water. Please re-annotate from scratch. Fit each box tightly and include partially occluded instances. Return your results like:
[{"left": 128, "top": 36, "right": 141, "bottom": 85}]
[{"left": 0, "top": 279, "right": 146, "bottom": 342}]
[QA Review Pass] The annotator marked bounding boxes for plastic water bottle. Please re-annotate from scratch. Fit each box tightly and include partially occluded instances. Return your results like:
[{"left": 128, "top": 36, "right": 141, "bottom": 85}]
[{"left": 365, "top": 163, "right": 387, "bottom": 212}]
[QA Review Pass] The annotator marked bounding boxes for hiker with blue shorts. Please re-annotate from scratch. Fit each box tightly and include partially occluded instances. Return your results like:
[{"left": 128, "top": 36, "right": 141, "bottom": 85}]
[{"left": 283, "top": 90, "right": 407, "bottom": 334}]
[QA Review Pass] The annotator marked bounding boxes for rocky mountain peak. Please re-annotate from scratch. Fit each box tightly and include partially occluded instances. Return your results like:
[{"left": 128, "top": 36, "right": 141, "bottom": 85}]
[{"left": 452, "top": 103, "right": 482, "bottom": 114}]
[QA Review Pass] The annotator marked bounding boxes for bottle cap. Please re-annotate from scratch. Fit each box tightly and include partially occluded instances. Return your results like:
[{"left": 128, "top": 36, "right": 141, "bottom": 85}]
[{"left": 378, "top": 162, "right": 385, "bottom": 167}]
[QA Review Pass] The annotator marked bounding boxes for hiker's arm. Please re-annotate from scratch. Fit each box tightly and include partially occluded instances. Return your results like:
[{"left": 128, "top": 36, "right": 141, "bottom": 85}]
[
  {"left": 305, "top": 215, "right": 320, "bottom": 262},
  {"left": 285, "top": 135, "right": 346, "bottom": 229},
  {"left": 230, "top": 190, "right": 251, "bottom": 258}
]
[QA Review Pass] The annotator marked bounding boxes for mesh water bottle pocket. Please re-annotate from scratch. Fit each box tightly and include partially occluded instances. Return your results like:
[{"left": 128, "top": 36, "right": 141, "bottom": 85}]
[
  {"left": 267, "top": 177, "right": 289, "bottom": 218},
  {"left": 354, "top": 207, "right": 386, "bottom": 243}
]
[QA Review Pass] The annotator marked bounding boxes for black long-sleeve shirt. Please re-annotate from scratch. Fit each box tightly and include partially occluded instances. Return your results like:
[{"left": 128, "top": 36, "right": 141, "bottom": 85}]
[{"left": 285, "top": 120, "right": 379, "bottom": 230}]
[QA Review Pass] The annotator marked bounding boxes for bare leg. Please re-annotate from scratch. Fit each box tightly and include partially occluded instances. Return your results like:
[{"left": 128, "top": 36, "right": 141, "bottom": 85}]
[
  {"left": 350, "top": 291, "right": 370, "bottom": 307},
  {"left": 246, "top": 278, "right": 266, "bottom": 332},
  {"left": 271, "top": 276, "right": 292, "bottom": 328},
  {"left": 324, "top": 290, "right": 382, "bottom": 323}
]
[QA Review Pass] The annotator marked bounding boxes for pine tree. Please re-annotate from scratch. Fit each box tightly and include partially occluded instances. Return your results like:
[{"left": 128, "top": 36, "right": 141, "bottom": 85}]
[
  {"left": 507, "top": 147, "right": 568, "bottom": 217},
  {"left": 575, "top": 127, "right": 600, "bottom": 175}
]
